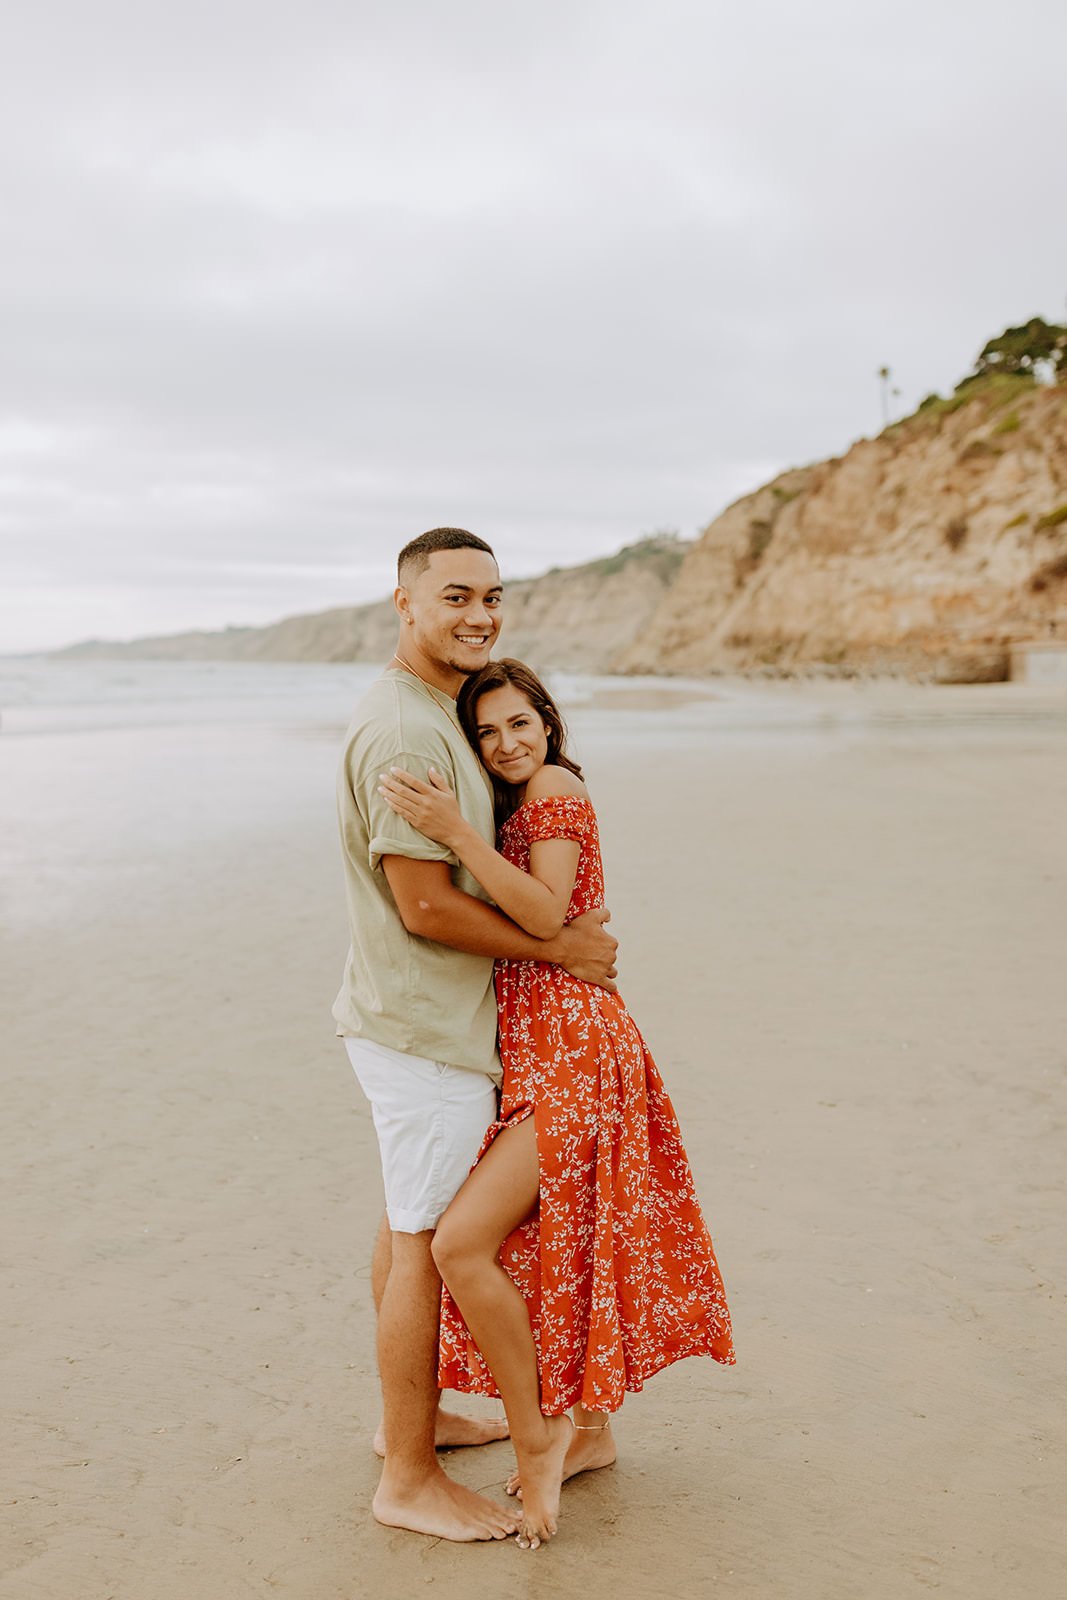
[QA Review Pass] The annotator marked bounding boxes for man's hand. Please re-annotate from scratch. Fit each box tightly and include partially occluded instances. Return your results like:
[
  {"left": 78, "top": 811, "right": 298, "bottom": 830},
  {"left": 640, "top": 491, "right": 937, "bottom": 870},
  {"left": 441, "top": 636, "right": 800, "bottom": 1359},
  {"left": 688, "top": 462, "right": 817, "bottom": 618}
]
[
  {"left": 381, "top": 858, "right": 619, "bottom": 975},
  {"left": 550, "top": 909, "right": 619, "bottom": 991}
]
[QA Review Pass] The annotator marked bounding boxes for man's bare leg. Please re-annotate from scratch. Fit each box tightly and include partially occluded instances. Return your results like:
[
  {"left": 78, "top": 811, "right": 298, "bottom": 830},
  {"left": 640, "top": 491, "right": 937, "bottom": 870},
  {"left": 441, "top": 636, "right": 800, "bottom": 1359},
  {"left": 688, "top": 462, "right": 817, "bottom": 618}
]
[
  {"left": 371, "top": 1228, "right": 517, "bottom": 1541},
  {"left": 373, "top": 1413, "right": 511, "bottom": 1458},
  {"left": 371, "top": 1212, "right": 391, "bottom": 1311},
  {"left": 369, "top": 1214, "right": 509, "bottom": 1458}
]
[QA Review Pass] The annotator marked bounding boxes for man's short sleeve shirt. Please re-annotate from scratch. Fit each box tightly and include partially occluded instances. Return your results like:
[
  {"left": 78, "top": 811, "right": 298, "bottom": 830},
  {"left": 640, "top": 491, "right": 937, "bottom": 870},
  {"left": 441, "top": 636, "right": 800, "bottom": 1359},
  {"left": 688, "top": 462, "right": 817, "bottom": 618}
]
[{"left": 332, "top": 669, "right": 501, "bottom": 1082}]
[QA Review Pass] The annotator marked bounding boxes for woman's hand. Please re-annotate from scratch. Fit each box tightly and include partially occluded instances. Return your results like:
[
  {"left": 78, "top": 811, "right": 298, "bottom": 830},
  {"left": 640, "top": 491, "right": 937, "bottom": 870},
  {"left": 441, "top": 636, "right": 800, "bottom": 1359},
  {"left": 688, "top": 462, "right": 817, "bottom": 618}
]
[{"left": 378, "top": 766, "right": 466, "bottom": 848}]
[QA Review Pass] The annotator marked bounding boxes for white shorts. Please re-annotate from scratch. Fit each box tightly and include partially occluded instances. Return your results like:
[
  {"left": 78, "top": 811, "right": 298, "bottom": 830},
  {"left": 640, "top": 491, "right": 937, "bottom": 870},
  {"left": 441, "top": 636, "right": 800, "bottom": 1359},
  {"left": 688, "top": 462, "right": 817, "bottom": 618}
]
[{"left": 344, "top": 1037, "right": 497, "bottom": 1233}]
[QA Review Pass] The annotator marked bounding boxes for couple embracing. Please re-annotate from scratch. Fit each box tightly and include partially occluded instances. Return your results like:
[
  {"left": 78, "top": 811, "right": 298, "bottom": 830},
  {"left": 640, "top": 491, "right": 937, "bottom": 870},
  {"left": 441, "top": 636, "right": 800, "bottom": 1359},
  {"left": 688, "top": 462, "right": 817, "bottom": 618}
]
[{"left": 333, "top": 528, "right": 734, "bottom": 1550}]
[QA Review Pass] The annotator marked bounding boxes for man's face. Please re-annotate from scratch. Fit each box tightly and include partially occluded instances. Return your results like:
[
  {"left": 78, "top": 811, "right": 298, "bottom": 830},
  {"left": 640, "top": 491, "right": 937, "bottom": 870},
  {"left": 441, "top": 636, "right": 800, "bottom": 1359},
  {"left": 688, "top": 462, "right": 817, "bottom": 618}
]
[{"left": 399, "top": 548, "right": 503, "bottom": 677}]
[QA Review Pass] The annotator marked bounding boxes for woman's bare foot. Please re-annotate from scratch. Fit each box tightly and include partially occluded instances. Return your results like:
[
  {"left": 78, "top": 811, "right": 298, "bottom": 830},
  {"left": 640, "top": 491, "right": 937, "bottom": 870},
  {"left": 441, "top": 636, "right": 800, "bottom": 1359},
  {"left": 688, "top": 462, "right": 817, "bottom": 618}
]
[
  {"left": 506, "top": 1418, "right": 616, "bottom": 1499},
  {"left": 372, "top": 1466, "right": 518, "bottom": 1541},
  {"left": 514, "top": 1415, "right": 573, "bottom": 1550},
  {"left": 373, "top": 1409, "right": 510, "bottom": 1458}
]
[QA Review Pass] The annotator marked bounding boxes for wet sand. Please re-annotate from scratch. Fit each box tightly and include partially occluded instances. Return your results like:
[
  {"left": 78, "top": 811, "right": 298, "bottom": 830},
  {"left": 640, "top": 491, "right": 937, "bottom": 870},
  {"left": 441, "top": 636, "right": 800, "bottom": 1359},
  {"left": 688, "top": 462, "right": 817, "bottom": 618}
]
[{"left": 2, "top": 681, "right": 1065, "bottom": 1598}]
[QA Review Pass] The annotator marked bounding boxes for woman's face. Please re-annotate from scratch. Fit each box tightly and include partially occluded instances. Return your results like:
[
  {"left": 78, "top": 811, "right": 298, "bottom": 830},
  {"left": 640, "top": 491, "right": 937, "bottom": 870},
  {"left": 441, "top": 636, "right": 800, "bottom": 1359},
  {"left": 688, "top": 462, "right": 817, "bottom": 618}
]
[{"left": 472, "top": 684, "right": 549, "bottom": 787}]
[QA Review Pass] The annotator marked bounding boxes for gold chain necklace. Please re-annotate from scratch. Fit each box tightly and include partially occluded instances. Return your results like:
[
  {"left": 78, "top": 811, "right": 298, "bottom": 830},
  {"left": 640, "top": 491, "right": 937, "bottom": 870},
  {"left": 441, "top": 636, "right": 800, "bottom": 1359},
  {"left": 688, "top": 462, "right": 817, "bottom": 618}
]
[{"left": 390, "top": 652, "right": 465, "bottom": 735}]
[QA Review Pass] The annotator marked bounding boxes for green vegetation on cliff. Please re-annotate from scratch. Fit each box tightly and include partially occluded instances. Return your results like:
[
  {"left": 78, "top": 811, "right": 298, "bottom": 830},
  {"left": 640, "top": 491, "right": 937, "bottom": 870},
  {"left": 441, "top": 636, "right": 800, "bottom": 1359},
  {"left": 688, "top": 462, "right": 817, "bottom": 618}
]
[
  {"left": 546, "top": 533, "right": 687, "bottom": 582},
  {"left": 903, "top": 315, "right": 1066, "bottom": 432}
]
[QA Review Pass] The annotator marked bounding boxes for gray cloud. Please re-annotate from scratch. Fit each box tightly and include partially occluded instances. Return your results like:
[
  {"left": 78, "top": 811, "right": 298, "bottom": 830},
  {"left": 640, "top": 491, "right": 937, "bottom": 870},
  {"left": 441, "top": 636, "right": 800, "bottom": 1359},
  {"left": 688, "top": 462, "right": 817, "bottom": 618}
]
[{"left": 1, "top": 0, "right": 1065, "bottom": 648}]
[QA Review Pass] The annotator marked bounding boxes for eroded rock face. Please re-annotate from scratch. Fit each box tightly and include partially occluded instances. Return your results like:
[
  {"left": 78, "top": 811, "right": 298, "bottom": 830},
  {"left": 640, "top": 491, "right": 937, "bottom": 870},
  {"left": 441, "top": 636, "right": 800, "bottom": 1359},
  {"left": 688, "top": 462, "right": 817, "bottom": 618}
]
[
  {"left": 620, "top": 384, "right": 1067, "bottom": 679},
  {"left": 495, "top": 542, "right": 686, "bottom": 673}
]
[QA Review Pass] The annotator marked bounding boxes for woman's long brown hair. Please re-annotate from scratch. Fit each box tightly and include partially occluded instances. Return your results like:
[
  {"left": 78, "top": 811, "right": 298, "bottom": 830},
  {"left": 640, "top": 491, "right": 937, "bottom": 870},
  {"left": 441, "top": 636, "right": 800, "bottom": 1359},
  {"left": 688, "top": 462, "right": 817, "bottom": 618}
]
[{"left": 457, "top": 658, "right": 583, "bottom": 827}]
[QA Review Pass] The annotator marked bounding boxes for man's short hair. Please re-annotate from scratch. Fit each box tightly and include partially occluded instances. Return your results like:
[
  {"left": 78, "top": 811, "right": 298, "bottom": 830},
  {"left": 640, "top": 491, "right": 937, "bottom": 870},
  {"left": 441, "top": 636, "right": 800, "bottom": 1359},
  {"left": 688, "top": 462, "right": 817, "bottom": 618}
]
[{"left": 397, "top": 528, "right": 496, "bottom": 584}]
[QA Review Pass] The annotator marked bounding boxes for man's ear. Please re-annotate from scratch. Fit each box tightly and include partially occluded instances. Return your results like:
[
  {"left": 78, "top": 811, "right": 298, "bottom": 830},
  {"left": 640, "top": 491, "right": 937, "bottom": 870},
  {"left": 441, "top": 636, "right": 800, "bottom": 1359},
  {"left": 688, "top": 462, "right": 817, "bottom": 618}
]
[{"left": 394, "top": 585, "right": 410, "bottom": 622}]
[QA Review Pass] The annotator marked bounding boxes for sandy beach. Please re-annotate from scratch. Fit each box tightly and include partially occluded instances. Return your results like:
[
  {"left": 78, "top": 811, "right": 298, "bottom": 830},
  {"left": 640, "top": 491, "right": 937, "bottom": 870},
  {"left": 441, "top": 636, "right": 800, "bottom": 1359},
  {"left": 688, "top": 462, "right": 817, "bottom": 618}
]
[{"left": 2, "top": 667, "right": 1065, "bottom": 1599}]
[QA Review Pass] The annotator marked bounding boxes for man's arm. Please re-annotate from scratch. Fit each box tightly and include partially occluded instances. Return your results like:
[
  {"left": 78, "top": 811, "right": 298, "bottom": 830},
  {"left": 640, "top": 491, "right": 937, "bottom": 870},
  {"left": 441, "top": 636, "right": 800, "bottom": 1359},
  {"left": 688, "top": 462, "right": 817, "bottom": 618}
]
[{"left": 382, "top": 856, "right": 618, "bottom": 989}]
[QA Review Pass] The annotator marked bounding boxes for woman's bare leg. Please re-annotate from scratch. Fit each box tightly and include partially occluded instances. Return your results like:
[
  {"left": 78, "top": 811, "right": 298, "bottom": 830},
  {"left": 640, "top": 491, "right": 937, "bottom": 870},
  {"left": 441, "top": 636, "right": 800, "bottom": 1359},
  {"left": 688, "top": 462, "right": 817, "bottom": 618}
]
[
  {"left": 567, "top": 1402, "right": 618, "bottom": 1475},
  {"left": 369, "top": 1213, "right": 510, "bottom": 1459},
  {"left": 505, "top": 1402, "right": 618, "bottom": 1497},
  {"left": 431, "top": 1118, "right": 572, "bottom": 1549}
]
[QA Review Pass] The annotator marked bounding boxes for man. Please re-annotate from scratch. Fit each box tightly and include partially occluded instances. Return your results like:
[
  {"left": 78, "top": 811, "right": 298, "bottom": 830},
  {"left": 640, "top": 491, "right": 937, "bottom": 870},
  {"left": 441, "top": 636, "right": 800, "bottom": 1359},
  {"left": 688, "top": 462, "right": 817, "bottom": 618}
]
[{"left": 333, "top": 528, "right": 618, "bottom": 1542}]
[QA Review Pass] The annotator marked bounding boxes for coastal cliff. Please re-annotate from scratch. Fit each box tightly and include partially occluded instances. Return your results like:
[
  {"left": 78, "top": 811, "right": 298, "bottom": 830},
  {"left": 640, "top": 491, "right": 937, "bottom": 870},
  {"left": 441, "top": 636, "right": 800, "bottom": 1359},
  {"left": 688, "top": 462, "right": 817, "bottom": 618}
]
[
  {"left": 58, "top": 378, "right": 1067, "bottom": 680},
  {"left": 621, "top": 378, "right": 1067, "bottom": 681}
]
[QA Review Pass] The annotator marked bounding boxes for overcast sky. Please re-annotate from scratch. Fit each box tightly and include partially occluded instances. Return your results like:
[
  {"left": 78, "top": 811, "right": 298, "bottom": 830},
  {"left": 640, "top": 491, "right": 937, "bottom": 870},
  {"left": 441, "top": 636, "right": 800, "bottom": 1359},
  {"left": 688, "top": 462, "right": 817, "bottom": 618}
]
[{"left": 1, "top": 0, "right": 1065, "bottom": 652}]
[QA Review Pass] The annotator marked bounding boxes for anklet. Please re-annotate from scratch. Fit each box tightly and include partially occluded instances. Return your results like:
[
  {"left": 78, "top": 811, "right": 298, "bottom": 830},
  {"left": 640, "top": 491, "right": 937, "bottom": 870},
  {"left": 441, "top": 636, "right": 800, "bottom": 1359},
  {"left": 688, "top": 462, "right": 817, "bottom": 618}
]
[{"left": 574, "top": 1420, "right": 611, "bottom": 1431}]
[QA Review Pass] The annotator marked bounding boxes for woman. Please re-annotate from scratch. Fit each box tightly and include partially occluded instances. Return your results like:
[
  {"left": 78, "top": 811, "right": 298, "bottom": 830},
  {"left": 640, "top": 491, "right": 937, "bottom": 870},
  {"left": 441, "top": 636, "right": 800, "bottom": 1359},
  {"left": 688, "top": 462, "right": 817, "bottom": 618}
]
[{"left": 379, "top": 659, "right": 734, "bottom": 1549}]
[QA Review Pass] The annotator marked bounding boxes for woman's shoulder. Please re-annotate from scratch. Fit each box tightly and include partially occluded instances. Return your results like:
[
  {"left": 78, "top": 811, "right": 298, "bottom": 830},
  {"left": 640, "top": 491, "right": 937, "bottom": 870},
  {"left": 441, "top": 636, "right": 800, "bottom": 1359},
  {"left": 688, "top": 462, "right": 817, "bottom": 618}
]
[
  {"left": 514, "top": 768, "right": 595, "bottom": 838},
  {"left": 524, "top": 764, "right": 590, "bottom": 803}
]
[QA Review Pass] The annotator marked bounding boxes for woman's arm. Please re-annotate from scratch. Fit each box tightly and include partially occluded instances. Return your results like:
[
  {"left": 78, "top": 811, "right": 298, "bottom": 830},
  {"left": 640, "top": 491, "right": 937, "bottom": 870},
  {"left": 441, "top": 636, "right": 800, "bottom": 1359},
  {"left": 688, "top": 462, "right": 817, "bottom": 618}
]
[{"left": 378, "top": 766, "right": 579, "bottom": 940}]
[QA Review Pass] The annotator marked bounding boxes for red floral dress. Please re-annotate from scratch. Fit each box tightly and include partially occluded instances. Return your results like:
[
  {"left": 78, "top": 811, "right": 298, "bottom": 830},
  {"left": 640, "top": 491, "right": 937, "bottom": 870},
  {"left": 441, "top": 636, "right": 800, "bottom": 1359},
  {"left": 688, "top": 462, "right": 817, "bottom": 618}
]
[{"left": 438, "top": 794, "right": 735, "bottom": 1414}]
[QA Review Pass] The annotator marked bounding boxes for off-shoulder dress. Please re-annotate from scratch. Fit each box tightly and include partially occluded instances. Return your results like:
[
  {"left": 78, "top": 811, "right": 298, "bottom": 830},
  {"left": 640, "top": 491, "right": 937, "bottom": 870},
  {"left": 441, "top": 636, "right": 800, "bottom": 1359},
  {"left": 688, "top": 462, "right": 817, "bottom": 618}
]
[{"left": 438, "top": 793, "right": 735, "bottom": 1414}]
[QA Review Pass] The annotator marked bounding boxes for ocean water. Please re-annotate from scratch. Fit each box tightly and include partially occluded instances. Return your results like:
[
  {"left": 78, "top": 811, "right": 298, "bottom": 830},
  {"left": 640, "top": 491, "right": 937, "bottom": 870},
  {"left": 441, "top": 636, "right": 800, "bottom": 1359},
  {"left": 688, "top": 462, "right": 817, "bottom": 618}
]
[
  {"left": 0, "top": 657, "right": 749, "bottom": 736},
  {"left": 0, "top": 662, "right": 381, "bottom": 932},
  {"left": 0, "top": 659, "right": 384, "bottom": 737}
]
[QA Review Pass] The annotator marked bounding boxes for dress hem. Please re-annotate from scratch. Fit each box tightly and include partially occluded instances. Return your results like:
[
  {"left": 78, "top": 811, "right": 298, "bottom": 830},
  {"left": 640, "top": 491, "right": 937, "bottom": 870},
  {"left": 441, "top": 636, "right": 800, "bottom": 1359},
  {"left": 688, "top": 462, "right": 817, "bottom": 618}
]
[{"left": 440, "top": 1335, "right": 736, "bottom": 1417}]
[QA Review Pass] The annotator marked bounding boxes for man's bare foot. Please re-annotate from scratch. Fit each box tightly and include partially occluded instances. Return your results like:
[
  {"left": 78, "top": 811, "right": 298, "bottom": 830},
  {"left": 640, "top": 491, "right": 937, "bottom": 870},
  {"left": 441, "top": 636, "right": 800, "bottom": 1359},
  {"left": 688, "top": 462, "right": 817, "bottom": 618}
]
[
  {"left": 373, "top": 1409, "right": 510, "bottom": 1458},
  {"left": 372, "top": 1467, "right": 519, "bottom": 1541},
  {"left": 514, "top": 1415, "right": 573, "bottom": 1550},
  {"left": 506, "top": 1419, "right": 616, "bottom": 1499}
]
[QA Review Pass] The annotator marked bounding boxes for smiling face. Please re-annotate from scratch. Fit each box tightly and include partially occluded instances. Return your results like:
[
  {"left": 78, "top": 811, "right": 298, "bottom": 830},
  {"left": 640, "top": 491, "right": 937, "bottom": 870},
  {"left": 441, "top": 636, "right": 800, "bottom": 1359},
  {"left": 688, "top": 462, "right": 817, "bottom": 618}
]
[
  {"left": 395, "top": 547, "right": 503, "bottom": 692},
  {"left": 472, "top": 683, "right": 550, "bottom": 788}
]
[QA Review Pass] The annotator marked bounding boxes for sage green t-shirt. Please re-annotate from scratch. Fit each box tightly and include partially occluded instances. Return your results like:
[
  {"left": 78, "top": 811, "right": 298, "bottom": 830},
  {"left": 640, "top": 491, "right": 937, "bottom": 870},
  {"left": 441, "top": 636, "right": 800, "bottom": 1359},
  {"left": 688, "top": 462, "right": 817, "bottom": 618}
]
[{"left": 332, "top": 668, "right": 502, "bottom": 1083}]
